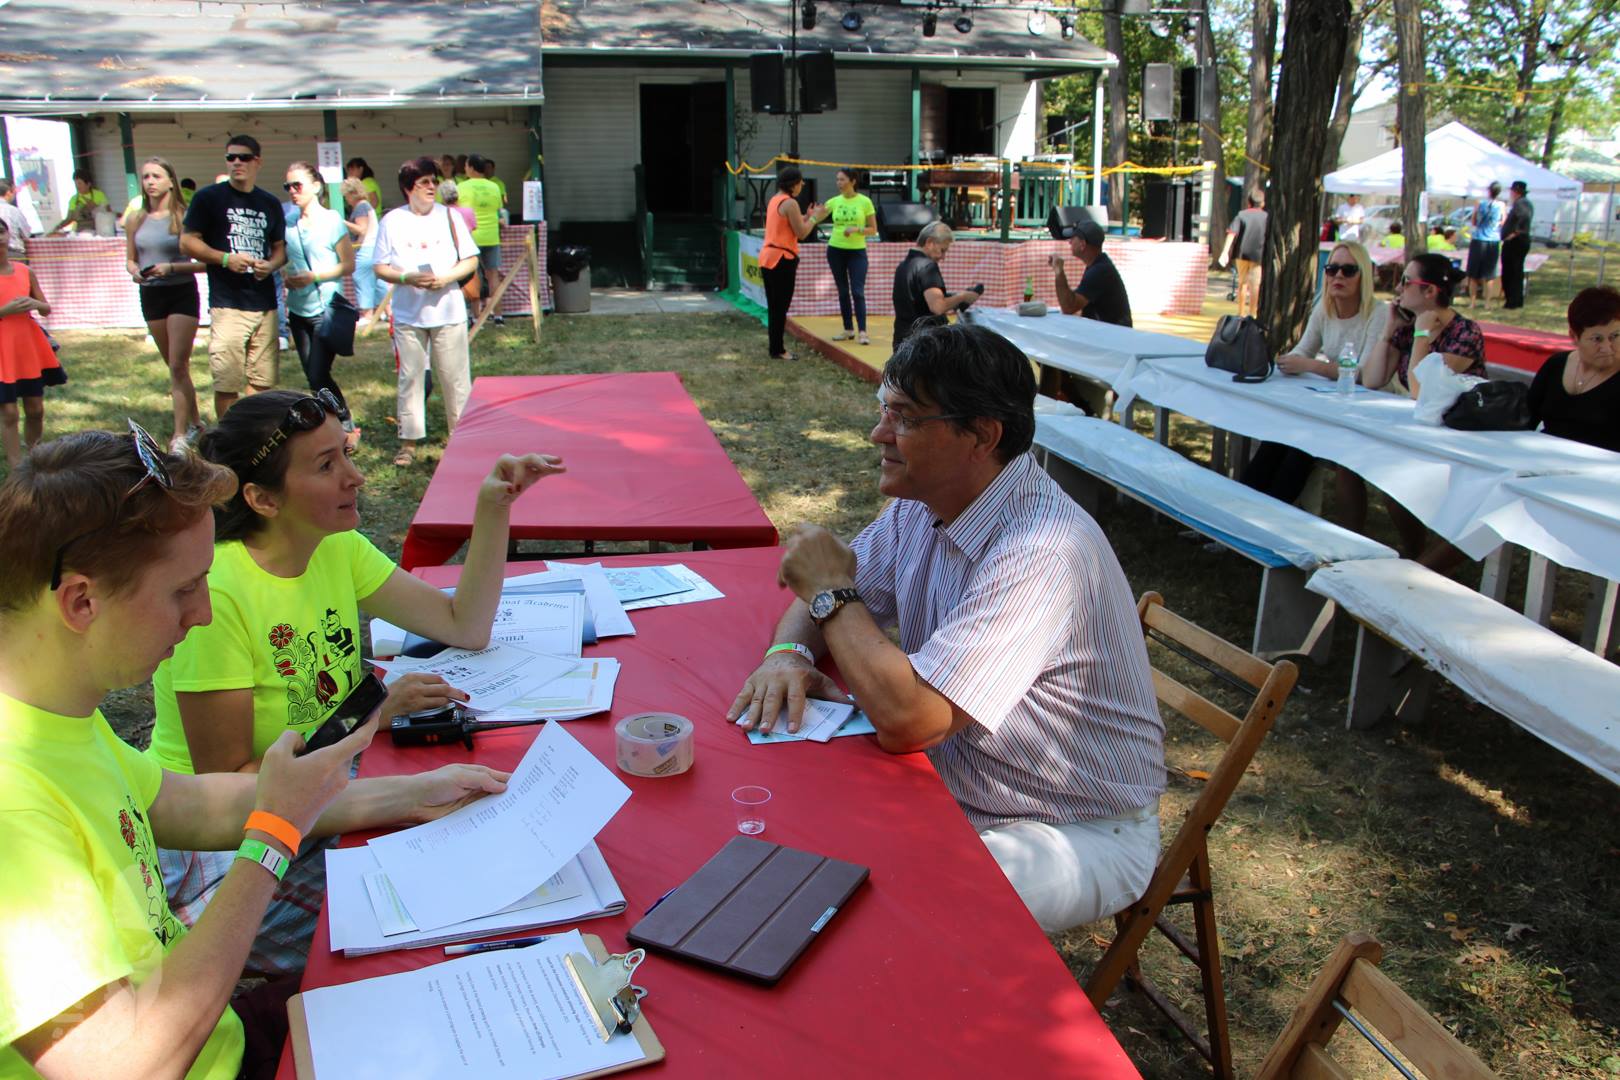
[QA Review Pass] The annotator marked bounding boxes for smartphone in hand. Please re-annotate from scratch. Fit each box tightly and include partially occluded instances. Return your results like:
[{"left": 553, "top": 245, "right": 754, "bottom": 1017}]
[{"left": 299, "top": 673, "right": 388, "bottom": 755}]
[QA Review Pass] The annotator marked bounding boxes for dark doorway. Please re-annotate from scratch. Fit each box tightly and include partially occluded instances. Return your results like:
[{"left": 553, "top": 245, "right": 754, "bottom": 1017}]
[
  {"left": 945, "top": 87, "right": 996, "bottom": 157},
  {"left": 639, "top": 82, "right": 726, "bottom": 216}
]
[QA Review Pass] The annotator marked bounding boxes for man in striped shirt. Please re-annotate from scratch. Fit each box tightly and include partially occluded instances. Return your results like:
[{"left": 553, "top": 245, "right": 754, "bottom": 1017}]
[{"left": 728, "top": 323, "right": 1166, "bottom": 932}]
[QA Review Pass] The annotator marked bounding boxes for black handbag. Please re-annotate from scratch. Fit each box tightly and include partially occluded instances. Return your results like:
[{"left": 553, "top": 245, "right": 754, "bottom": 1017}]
[
  {"left": 1442, "top": 380, "right": 1534, "bottom": 431},
  {"left": 1205, "top": 315, "right": 1273, "bottom": 383},
  {"left": 318, "top": 292, "right": 359, "bottom": 357}
]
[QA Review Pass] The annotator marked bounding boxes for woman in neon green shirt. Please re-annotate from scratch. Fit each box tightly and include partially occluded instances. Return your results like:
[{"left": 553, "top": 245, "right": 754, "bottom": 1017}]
[
  {"left": 144, "top": 388, "right": 563, "bottom": 970},
  {"left": 824, "top": 169, "right": 877, "bottom": 346}
]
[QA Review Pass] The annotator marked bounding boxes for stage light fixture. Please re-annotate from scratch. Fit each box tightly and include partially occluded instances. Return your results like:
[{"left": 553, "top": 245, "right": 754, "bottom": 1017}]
[
  {"left": 954, "top": 13, "right": 973, "bottom": 33},
  {"left": 1027, "top": 9, "right": 1047, "bottom": 35},
  {"left": 1060, "top": 14, "right": 1074, "bottom": 38},
  {"left": 802, "top": 1, "right": 817, "bottom": 30},
  {"left": 922, "top": 10, "right": 937, "bottom": 35},
  {"left": 841, "top": 9, "right": 863, "bottom": 31}
]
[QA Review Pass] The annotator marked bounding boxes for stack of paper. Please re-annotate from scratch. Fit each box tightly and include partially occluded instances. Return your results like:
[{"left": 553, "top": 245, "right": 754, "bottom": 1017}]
[
  {"left": 743, "top": 699, "right": 877, "bottom": 745},
  {"left": 477, "top": 657, "right": 622, "bottom": 723},
  {"left": 372, "top": 641, "right": 579, "bottom": 713},
  {"left": 328, "top": 723, "right": 632, "bottom": 954},
  {"left": 614, "top": 564, "right": 724, "bottom": 611}
]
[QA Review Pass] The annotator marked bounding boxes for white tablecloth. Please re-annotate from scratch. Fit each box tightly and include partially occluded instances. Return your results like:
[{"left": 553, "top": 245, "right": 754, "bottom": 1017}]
[
  {"left": 1120, "top": 357, "right": 1620, "bottom": 558},
  {"left": 966, "top": 306, "right": 1207, "bottom": 388},
  {"left": 1464, "top": 466, "right": 1620, "bottom": 581}
]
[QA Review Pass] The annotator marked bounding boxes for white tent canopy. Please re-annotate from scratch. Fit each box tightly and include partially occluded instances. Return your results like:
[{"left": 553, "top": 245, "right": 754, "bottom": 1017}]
[{"left": 1325, "top": 121, "right": 1582, "bottom": 203}]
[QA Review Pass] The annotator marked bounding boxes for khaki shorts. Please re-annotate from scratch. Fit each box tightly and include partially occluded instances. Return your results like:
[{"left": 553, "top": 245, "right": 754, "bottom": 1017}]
[
  {"left": 1235, "top": 257, "right": 1262, "bottom": 283},
  {"left": 208, "top": 307, "right": 279, "bottom": 393}
]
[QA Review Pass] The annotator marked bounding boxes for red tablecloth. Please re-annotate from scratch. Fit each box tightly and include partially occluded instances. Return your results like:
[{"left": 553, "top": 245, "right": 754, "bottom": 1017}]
[
  {"left": 276, "top": 547, "right": 1140, "bottom": 1079},
  {"left": 400, "top": 373, "right": 779, "bottom": 568},
  {"left": 1478, "top": 320, "right": 1567, "bottom": 376}
]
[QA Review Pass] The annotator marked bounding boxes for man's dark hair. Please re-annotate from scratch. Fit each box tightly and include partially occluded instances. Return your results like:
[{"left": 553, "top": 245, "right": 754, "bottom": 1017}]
[
  {"left": 0, "top": 179, "right": 12, "bottom": 196},
  {"left": 882, "top": 323, "right": 1035, "bottom": 464},
  {"left": 72, "top": 169, "right": 91, "bottom": 184},
  {"left": 224, "top": 134, "right": 261, "bottom": 157},
  {"left": 180, "top": 177, "right": 196, "bottom": 191},
  {"left": 397, "top": 155, "right": 441, "bottom": 198}
]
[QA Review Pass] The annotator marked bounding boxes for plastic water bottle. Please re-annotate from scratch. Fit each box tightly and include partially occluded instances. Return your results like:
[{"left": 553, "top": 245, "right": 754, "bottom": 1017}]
[
  {"left": 1336, "top": 342, "right": 1359, "bottom": 396},
  {"left": 1023, "top": 275, "right": 1035, "bottom": 302}
]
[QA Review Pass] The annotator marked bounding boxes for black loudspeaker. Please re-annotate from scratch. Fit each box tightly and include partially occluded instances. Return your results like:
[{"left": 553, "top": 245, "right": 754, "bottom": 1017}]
[
  {"left": 1047, "top": 205, "right": 1099, "bottom": 240},
  {"left": 1179, "top": 65, "right": 1218, "bottom": 123},
  {"left": 876, "top": 201, "right": 937, "bottom": 242},
  {"left": 798, "top": 50, "right": 837, "bottom": 113},
  {"left": 1143, "top": 63, "right": 1173, "bottom": 122},
  {"left": 751, "top": 54, "right": 786, "bottom": 114},
  {"left": 1141, "top": 180, "right": 1194, "bottom": 241}
]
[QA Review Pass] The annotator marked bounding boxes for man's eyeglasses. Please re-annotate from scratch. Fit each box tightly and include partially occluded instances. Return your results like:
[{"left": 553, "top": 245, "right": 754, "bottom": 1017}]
[
  {"left": 50, "top": 420, "right": 174, "bottom": 591},
  {"left": 1323, "top": 262, "right": 1360, "bottom": 277},
  {"left": 224, "top": 152, "right": 258, "bottom": 163},
  {"left": 282, "top": 181, "right": 307, "bottom": 193},
  {"left": 248, "top": 389, "right": 350, "bottom": 470},
  {"left": 876, "top": 397, "right": 962, "bottom": 434}
]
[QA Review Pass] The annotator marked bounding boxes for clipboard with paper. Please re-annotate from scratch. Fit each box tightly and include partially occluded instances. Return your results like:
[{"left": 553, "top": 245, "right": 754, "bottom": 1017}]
[{"left": 286, "top": 931, "right": 664, "bottom": 1079}]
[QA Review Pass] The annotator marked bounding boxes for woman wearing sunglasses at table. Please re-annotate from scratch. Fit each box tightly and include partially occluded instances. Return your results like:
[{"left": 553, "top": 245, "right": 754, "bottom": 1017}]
[
  {"left": 1340, "top": 254, "right": 1485, "bottom": 564},
  {"left": 1242, "top": 242, "right": 1388, "bottom": 501},
  {"left": 142, "top": 388, "right": 563, "bottom": 973}
]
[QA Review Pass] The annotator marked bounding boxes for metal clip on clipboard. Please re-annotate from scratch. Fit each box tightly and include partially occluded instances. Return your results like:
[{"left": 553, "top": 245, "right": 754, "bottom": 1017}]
[{"left": 564, "top": 947, "right": 648, "bottom": 1043}]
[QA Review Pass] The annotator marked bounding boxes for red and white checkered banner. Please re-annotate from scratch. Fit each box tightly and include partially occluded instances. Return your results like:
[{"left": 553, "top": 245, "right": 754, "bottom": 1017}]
[
  {"left": 736, "top": 233, "right": 1207, "bottom": 318},
  {"left": 27, "top": 224, "right": 548, "bottom": 332}
]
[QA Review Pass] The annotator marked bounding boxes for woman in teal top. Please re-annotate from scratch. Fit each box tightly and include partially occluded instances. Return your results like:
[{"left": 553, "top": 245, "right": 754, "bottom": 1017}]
[
  {"left": 282, "top": 161, "right": 355, "bottom": 425},
  {"left": 824, "top": 169, "right": 877, "bottom": 345}
]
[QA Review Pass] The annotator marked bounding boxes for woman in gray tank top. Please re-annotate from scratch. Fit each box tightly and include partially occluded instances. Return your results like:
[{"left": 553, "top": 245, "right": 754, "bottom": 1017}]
[{"left": 124, "top": 156, "right": 207, "bottom": 451}]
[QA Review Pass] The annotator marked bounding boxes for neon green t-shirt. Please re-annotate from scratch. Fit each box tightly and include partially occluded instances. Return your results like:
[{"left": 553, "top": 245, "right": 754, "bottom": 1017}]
[
  {"left": 67, "top": 189, "right": 108, "bottom": 217},
  {"left": 1384, "top": 233, "right": 1405, "bottom": 249},
  {"left": 492, "top": 175, "right": 508, "bottom": 206},
  {"left": 825, "top": 193, "right": 876, "bottom": 251},
  {"left": 362, "top": 177, "right": 383, "bottom": 209},
  {"left": 0, "top": 693, "right": 243, "bottom": 1080},
  {"left": 146, "top": 531, "right": 396, "bottom": 774},
  {"left": 459, "top": 177, "right": 503, "bottom": 247}
]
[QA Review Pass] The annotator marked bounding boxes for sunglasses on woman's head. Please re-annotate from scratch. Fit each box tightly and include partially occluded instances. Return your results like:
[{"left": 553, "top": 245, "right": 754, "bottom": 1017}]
[
  {"left": 247, "top": 389, "right": 350, "bottom": 470},
  {"left": 1323, "top": 262, "right": 1359, "bottom": 277}
]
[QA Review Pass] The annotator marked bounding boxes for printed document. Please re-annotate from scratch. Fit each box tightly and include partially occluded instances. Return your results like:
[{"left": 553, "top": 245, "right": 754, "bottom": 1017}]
[
  {"left": 374, "top": 642, "right": 577, "bottom": 712},
  {"left": 618, "top": 564, "right": 724, "bottom": 611},
  {"left": 367, "top": 722, "right": 631, "bottom": 930},
  {"left": 490, "top": 593, "right": 585, "bottom": 657},
  {"left": 476, "top": 658, "right": 621, "bottom": 723},
  {"left": 744, "top": 700, "right": 875, "bottom": 744},
  {"left": 300, "top": 929, "right": 646, "bottom": 1079}
]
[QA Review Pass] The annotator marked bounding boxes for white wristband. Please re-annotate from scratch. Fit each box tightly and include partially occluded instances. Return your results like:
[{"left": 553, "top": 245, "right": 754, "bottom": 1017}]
[{"left": 765, "top": 643, "right": 815, "bottom": 665}]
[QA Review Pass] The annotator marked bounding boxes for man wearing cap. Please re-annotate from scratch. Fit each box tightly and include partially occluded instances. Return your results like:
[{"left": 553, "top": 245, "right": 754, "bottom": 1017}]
[
  {"left": 1500, "top": 180, "right": 1534, "bottom": 310},
  {"left": 1050, "top": 219, "right": 1132, "bottom": 328}
]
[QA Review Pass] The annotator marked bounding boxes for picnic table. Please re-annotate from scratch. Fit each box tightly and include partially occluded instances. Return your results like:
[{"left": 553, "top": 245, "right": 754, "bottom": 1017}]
[
  {"left": 964, "top": 306, "right": 1207, "bottom": 404},
  {"left": 399, "top": 373, "right": 779, "bottom": 569},
  {"left": 275, "top": 547, "right": 1143, "bottom": 1079},
  {"left": 1477, "top": 319, "right": 1568, "bottom": 377}
]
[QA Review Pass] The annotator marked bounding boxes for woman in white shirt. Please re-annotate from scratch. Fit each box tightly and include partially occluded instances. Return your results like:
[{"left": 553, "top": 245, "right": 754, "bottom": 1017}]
[
  {"left": 371, "top": 156, "right": 479, "bottom": 467},
  {"left": 1240, "top": 242, "right": 1389, "bottom": 502}
]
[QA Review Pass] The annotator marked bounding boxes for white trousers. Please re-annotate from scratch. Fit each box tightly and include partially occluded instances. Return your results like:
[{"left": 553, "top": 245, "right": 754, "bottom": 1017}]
[
  {"left": 979, "top": 799, "right": 1161, "bottom": 933},
  {"left": 394, "top": 322, "right": 471, "bottom": 440}
]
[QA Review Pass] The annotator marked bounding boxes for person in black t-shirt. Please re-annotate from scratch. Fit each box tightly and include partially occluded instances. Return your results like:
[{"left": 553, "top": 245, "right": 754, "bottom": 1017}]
[
  {"left": 1527, "top": 286, "right": 1620, "bottom": 452},
  {"left": 1051, "top": 219, "right": 1131, "bottom": 327},
  {"left": 180, "top": 134, "right": 286, "bottom": 420},
  {"left": 891, "top": 222, "right": 981, "bottom": 352}
]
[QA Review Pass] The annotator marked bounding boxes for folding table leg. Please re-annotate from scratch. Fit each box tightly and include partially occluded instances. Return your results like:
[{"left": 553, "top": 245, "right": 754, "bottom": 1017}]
[
  {"left": 1582, "top": 576, "right": 1619, "bottom": 657},
  {"left": 1253, "top": 566, "right": 1336, "bottom": 664},
  {"left": 1478, "top": 544, "right": 1513, "bottom": 603},
  {"left": 1346, "top": 625, "right": 1432, "bottom": 729},
  {"left": 1210, "top": 428, "right": 1227, "bottom": 474},
  {"left": 1523, "top": 553, "right": 1556, "bottom": 626},
  {"left": 1154, "top": 406, "right": 1171, "bottom": 447}
]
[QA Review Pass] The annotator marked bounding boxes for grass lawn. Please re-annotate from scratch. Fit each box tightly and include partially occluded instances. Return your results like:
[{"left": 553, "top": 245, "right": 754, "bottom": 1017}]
[
  {"left": 17, "top": 313, "right": 1620, "bottom": 1079},
  {"left": 1474, "top": 241, "right": 1618, "bottom": 336}
]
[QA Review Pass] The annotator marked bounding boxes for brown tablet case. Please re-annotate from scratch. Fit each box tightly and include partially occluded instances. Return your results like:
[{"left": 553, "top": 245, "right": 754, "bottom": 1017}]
[{"left": 626, "top": 836, "right": 869, "bottom": 986}]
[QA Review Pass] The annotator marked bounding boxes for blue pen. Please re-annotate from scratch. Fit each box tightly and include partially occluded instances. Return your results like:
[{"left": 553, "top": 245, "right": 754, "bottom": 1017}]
[{"left": 443, "top": 933, "right": 551, "bottom": 957}]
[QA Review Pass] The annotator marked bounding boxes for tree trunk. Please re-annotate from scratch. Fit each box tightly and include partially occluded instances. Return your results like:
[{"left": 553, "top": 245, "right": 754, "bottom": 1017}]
[
  {"left": 1104, "top": 7, "right": 1129, "bottom": 225},
  {"left": 1503, "top": 9, "right": 1544, "bottom": 158},
  {"left": 1541, "top": 90, "right": 1565, "bottom": 168},
  {"left": 1394, "top": 0, "right": 1427, "bottom": 255},
  {"left": 1258, "top": 0, "right": 1351, "bottom": 352},
  {"left": 1198, "top": 0, "right": 1228, "bottom": 263},
  {"left": 1320, "top": 4, "right": 1365, "bottom": 176},
  {"left": 1244, "top": 0, "right": 1279, "bottom": 197}
]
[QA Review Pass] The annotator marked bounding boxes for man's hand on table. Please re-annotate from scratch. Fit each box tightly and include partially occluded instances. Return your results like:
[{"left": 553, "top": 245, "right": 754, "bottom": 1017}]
[{"left": 726, "top": 652, "right": 850, "bottom": 736}]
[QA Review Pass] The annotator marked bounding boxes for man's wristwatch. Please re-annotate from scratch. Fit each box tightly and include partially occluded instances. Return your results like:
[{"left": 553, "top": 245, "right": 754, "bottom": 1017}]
[{"left": 808, "top": 587, "right": 861, "bottom": 627}]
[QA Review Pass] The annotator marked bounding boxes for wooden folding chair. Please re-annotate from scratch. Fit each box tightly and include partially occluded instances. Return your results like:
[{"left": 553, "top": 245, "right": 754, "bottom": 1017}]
[
  {"left": 1085, "top": 591, "right": 1299, "bottom": 1079},
  {"left": 1255, "top": 932, "right": 1498, "bottom": 1079}
]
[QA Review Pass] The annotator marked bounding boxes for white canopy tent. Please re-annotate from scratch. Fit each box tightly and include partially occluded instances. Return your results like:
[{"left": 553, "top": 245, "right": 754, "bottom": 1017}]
[{"left": 1325, "top": 121, "right": 1582, "bottom": 204}]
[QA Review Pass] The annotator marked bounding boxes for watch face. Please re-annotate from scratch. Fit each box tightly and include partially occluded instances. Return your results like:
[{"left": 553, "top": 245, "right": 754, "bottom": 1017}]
[{"left": 809, "top": 592, "right": 834, "bottom": 621}]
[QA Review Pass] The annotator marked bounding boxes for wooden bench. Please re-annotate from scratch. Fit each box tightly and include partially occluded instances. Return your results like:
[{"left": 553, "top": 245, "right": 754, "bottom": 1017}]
[
  {"left": 1034, "top": 414, "right": 1396, "bottom": 663},
  {"left": 1306, "top": 558, "right": 1620, "bottom": 785}
]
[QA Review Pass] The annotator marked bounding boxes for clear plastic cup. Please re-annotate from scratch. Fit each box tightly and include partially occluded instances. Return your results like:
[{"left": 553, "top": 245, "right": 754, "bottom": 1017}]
[{"left": 732, "top": 785, "right": 771, "bottom": 836}]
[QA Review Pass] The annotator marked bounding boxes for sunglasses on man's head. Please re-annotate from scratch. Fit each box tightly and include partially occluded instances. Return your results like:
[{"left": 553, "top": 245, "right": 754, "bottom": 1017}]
[
  {"left": 50, "top": 420, "right": 174, "bottom": 591},
  {"left": 224, "top": 152, "right": 258, "bottom": 163},
  {"left": 1323, "top": 262, "right": 1360, "bottom": 277}
]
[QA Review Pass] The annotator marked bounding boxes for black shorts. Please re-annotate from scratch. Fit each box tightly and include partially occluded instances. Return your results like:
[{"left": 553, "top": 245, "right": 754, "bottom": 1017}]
[{"left": 139, "top": 279, "right": 200, "bottom": 322}]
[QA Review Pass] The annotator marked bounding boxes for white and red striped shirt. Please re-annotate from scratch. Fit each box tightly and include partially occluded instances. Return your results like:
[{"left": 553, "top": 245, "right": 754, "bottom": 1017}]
[{"left": 850, "top": 452, "right": 1165, "bottom": 829}]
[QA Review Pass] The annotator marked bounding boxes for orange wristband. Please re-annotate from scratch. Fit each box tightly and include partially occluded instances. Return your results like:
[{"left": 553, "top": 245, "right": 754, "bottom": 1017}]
[{"left": 244, "top": 811, "right": 302, "bottom": 854}]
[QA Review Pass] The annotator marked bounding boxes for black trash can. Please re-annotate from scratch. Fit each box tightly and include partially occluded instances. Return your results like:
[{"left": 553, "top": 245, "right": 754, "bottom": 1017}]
[{"left": 551, "top": 245, "right": 591, "bottom": 313}]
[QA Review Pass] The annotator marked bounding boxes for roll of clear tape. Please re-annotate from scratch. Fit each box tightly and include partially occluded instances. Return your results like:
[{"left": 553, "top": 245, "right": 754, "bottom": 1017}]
[{"left": 614, "top": 712, "right": 695, "bottom": 777}]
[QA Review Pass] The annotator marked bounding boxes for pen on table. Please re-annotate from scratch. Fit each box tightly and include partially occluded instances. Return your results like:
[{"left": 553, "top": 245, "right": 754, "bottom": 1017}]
[{"left": 444, "top": 934, "right": 551, "bottom": 957}]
